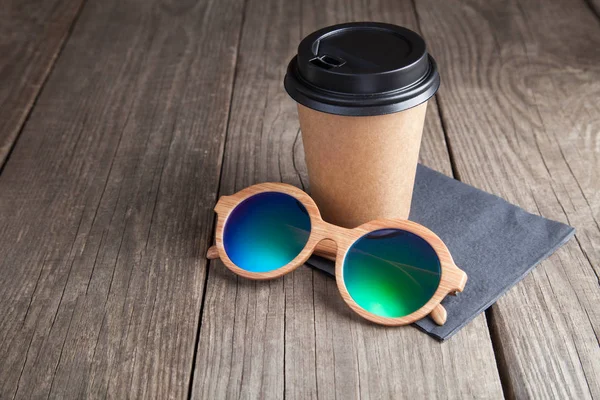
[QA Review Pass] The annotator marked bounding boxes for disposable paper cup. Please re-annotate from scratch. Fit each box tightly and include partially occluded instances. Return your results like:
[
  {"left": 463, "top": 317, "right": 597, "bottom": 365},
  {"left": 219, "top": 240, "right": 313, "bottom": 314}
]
[{"left": 285, "top": 22, "right": 440, "bottom": 227}]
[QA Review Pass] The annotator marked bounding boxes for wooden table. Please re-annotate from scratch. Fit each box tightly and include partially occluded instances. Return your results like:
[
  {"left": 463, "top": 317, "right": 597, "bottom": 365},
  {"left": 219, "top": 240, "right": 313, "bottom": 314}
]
[{"left": 1, "top": 0, "right": 598, "bottom": 398}]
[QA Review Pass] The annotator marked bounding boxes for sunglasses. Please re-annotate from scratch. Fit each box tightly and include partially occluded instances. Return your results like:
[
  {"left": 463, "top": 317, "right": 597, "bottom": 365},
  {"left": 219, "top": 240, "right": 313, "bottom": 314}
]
[{"left": 206, "top": 183, "right": 467, "bottom": 326}]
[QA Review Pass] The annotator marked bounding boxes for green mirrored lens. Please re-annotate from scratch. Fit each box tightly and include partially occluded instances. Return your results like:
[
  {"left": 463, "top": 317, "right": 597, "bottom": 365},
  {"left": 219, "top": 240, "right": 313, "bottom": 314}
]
[{"left": 343, "top": 229, "right": 441, "bottom": 318}]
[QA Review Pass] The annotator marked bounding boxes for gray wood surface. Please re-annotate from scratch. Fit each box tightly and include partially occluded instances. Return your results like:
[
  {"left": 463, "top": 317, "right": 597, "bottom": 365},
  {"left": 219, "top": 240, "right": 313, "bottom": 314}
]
[
  {"left": 1, "top": 0, "right": 599, "bottom": 398},
  {"left": 415, "top": 0, "right": 600, "bottom": 398},
  {"left": 0, "top": 0, "right": 244, "bottom": 397},
  {"left": 191, "top": 0, "right": 503, "bottom": 399},
  {"left": 0, "top": 0, "right": 84, "bottom": 166}
]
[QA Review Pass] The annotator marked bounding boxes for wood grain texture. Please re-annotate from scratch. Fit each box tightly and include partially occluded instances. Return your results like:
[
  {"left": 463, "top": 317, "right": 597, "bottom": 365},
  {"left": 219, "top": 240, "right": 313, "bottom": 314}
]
[
  {"left": 415, "top": 0, "right": 600, "bottom": 398},
  {"left": 0, "top": 0, "right": 85, "bottom": 167},
  {"left": 0, "top": 0, "right": 244, "bottom": 398},
  {"left": 3, "top": 0, "right": 595, "bottom": 397},
  {"left": 192, "top": 0, "right": 504, "bottom": 398}
]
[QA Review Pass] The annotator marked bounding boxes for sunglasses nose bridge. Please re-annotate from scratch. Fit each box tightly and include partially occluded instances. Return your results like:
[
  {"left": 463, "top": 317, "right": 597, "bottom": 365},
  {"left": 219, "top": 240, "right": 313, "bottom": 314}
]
[
  {"left": 319, "top": 220, "right": 351, "bottom": 238},
  {"left": 311, "top": 221, "right": 350, "bottom": 261},
  {"left": 315, "top": 221, "right": 355, "bottom": 252}
]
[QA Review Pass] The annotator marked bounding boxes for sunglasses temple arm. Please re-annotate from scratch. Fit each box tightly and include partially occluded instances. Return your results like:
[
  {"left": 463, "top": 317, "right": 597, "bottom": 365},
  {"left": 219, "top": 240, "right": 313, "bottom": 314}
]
[
  {"left": 430, "top": 304, "right": 447, "bottom": 325},
  {"left": 207, "top": 245, "right": 219, "bottom": 259}
]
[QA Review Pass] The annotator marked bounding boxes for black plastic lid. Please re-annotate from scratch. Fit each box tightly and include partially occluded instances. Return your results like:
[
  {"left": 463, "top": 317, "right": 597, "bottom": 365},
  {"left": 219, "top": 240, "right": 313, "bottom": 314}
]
[{"left": 284, "top": 22, "right": 440, "bottom": 116}]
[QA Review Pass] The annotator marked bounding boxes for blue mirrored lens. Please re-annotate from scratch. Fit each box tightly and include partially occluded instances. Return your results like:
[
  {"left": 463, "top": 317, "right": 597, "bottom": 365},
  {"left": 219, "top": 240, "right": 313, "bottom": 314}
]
[
  {"left": 223, "top": 192, "right": 311, "bottom": 272},
  {"left": 343, "top": 229, "right": 441, "bottom": 318}
]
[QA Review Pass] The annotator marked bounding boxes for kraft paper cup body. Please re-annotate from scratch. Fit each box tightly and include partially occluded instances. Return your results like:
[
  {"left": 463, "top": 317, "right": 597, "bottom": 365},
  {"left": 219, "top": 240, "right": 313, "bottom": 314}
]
[{"left": 298, "top": 103, "right": 428, "bottom": 227}]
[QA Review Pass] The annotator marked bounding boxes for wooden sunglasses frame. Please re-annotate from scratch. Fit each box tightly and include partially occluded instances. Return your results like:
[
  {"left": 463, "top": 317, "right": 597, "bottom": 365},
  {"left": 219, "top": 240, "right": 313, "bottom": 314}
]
[{"left": 207, "top": 182, "right": 467, "bottom": 326}]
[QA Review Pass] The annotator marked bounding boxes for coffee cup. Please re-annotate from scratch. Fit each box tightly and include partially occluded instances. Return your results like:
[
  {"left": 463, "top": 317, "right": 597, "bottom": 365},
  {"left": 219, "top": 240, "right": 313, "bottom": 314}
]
[{"left": 285, "top": 22, "right": 440, "bottom": 228}]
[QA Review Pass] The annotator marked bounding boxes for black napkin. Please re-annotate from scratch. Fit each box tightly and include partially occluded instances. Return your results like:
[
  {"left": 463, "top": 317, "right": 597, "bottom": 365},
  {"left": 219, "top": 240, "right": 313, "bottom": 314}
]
[{"left": 306, "top": 164, "right": 575, "bottom": 341}]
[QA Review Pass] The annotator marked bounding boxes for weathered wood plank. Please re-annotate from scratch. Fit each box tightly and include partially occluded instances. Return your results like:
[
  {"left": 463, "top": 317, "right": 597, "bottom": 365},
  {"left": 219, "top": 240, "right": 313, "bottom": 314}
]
[
  {"left": 415, "top": 0, "right": 600, "bottom": 397},
  {"left": 0, "top": 0, "right": 85, "bottom": 167},
  {"left": 191, "top": 0, "right": 299, "bottom": 397},
  {"left": 0, "top": 0, "right": 244, "bottom": 398},
  {"left": 192, "top": 0, "right": 504, "bottom": 398}
]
